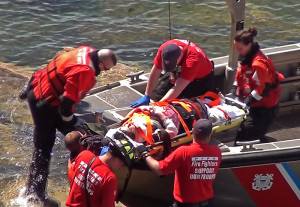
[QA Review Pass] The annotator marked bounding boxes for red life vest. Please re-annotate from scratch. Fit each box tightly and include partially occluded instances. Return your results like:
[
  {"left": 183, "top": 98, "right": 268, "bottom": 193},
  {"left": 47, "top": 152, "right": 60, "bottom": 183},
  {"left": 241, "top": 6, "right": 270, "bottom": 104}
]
[
  {"left": 235, "top": 50, "right": 282, "bottom": 108},
  {"left": 31, "top": 46, "right": 96, "bottom": 107}
]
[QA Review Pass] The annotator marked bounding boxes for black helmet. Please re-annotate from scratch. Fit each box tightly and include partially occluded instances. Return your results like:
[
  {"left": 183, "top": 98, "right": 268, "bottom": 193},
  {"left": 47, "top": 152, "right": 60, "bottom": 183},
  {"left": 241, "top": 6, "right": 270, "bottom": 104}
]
[{"left": 108, "top": 137, "right": 135, "bottom": 168}]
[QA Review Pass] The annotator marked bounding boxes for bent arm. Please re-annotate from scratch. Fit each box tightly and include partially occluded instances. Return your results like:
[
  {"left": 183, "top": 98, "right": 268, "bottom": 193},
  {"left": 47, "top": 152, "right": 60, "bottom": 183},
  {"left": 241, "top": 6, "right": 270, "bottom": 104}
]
[
  {"left": 61, "top": 68, "right": 95, "bottom": 119},
  {"left": 145, "top": 65, "right": 161, "bottom": 96},
  {"left": 145, "top": 156, "right": 164, "bottom": 176},
  {"left": 247, "top": 65, "right": 271, "bottom": 105},
  {"left": 161, "top": 77, "right": 190, "bottom": 101}
]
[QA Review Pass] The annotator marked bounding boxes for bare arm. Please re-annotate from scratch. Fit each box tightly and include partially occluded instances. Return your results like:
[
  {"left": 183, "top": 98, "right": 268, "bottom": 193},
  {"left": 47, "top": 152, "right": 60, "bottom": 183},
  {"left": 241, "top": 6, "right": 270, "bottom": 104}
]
[
  {"left": 145, "top": 156, "right": 163, "bottom": 176},
  {"left": 145, "top": 65, "right": 162, "bottom": 96},
  {"left": 161, "top": 77, "right": 190, "bottom": 101}
]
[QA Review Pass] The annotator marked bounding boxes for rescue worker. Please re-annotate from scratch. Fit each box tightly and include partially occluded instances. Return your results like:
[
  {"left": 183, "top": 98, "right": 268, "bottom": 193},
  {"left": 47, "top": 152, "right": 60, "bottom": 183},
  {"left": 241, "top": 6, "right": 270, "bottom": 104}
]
[
  {"left": 66, "top": 137, "right": 134, "bottom": 207},
  {"left": 131, "top": 39, "right": 214, "bottom": 107},
  {"left": 21, "top": 46, "right": 117, "bottom": 205},
  {"left": 136, "top": 119, "right": 222, "bottom": 207},
  {"left": 228, "top": 27, "right": 283, "bottom": 144}
]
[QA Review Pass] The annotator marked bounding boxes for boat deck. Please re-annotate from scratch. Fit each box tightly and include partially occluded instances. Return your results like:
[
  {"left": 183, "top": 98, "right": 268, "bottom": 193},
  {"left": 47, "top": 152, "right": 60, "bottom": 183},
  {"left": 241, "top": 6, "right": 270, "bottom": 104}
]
[{"left": 213, "top": 109, "right": 300, "bottom": 147}]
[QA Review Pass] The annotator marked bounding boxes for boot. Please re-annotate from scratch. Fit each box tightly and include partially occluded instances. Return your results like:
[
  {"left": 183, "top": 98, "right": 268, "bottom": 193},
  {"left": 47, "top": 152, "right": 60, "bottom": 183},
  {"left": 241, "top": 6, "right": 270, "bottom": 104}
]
[
  {"left": 26, "top": 149, "right": 51, "bottom": 199},
  {"left": 42, "top": 196, "right": 61, "bottom": 207}
]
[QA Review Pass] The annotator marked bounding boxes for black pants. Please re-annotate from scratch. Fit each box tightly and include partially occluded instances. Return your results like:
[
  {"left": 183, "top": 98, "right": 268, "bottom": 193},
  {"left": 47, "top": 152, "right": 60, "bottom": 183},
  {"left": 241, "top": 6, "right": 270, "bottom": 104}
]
[
  {"left": 151, "top": 71, "right": 215, "bottom": 102},
  {"left": 26, "top": 91, "right": 75, "bottom": 199},
  {"left": 235, "top": 105, "right": 278, "bottom": 142}
]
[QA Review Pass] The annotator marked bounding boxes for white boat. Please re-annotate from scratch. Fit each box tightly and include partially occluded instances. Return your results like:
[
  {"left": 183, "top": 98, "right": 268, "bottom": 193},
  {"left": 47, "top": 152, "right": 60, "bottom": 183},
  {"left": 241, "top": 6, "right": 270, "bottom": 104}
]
[{"left": 75, "top": 1, "right": 300, "bottom": 206}]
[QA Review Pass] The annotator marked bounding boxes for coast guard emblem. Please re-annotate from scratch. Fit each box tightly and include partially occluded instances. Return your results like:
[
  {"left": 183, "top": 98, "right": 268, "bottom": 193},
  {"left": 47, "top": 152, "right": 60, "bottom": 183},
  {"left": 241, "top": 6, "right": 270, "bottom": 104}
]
[{"left": 252, "top": 174, "right": 273, "bottom": 191}]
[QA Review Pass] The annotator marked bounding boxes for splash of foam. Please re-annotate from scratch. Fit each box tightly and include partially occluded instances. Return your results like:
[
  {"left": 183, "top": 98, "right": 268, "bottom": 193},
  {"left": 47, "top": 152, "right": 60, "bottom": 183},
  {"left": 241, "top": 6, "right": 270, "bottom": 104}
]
[{"left": 10, "top": 187, "right": 42, "bottom": 207}]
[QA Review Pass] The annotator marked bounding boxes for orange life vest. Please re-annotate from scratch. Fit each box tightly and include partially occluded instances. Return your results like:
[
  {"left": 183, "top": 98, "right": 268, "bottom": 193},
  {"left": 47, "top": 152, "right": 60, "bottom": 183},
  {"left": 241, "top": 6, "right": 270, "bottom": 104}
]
[
  {"left": 31, "top": 46, "right": 96, "bottom": 106},
  {"left": 235, "top": 50, "right": 282, "bottom": 108}
]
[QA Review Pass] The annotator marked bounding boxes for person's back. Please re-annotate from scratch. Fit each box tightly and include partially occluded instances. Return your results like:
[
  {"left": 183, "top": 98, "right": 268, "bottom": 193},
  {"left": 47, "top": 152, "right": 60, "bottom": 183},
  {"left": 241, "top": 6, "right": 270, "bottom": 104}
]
[
  {"left": 137, "top": 118, "right": 222, "bottom": 207},
  {"left": 66, "top": 150, "right": 117, "bottom": 207},
  {"left": 160, "top": 142, "right": 221, "bottom": 203}
]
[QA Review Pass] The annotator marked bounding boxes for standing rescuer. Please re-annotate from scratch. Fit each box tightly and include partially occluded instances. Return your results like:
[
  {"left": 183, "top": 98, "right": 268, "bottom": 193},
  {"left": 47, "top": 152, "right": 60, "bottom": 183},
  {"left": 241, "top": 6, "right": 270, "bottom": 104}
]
[
  {"left": 136, "top": 119, "right": 222, "bottom": 207},
  {"left": 20, "top": 46, "right": 117, "bottom": 205},
  {"left": 228, "top": 27, "right": 283, "bottom": 144},
  {"left": 131, "top": 39, "right": 214, "bottom": 107}
]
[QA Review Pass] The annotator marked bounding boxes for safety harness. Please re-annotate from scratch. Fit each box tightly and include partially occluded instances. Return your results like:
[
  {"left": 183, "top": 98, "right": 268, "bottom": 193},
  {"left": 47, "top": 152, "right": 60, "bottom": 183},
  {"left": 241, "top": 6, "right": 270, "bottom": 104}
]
[
  {"left": 123, "top": 95, "right": 214, "bottom": 144},
  {"left": 200, "top": 91, "right": 220, "bottom": 108},
  {"left": 122, "top": 109, "right": 154, "bottom": 145}
]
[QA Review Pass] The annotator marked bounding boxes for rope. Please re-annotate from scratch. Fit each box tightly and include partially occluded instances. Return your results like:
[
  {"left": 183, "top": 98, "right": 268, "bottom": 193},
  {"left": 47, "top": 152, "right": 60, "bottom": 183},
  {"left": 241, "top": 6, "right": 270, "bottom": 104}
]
[{"left": 168, "top": 0, "right": 172, "bottom": 40}]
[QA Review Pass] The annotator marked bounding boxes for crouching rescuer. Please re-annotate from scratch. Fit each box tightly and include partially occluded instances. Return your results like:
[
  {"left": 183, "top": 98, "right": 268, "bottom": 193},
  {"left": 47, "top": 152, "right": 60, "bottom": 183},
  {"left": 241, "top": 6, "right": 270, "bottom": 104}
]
[
  {"left": 19, "top": 46, "right": 117, "bottom": 205},
  {"left": 136, "top": 119, "right": 222, "bottom": 207}
]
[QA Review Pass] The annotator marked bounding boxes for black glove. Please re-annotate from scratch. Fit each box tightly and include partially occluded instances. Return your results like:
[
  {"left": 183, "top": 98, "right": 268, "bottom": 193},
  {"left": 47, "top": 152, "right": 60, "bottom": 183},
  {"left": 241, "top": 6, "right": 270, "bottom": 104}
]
[
  {"left": 136, "top": 144, "right": 149, "bottom": 159},
  {"left": 60, "top": 115, "right": 78, "bottom": 135}
]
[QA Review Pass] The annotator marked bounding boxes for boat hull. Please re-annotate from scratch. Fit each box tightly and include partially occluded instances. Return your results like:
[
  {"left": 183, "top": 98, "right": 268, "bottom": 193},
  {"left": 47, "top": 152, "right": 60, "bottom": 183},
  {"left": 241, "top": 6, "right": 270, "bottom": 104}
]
[{"left": 116, "top": 159, "right": 300, "bottom": 207}]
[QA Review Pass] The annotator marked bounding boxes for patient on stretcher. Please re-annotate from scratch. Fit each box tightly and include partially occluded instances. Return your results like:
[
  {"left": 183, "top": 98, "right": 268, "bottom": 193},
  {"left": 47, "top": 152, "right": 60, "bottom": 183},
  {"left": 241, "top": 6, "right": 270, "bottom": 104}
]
[{"left": 106, "top": 92, "right": 246, "bottom": 146}]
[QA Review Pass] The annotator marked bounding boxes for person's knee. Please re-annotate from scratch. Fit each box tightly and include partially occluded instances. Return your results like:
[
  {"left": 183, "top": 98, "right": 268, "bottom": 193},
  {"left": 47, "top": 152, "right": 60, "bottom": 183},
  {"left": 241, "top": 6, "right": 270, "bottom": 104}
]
[{"left": 33, "top": 129, "right": 56, "bottom": 151}]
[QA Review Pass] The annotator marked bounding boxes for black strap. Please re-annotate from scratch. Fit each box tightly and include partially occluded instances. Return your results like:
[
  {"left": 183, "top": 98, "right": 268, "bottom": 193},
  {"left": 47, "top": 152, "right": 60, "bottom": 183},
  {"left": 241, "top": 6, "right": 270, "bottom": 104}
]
[
  {"left": 270, "top": 72, "right": 280, "bottom": 89},
  {"left": 116, "top": 168, "right": 132, "bottom": 202},
  {"left": 46, "top": 58, "right": 65, "bottom": 97},
  {"left": 84, "top": 156, "right": 97, "bottom": 207},
  {"left": 53, "top": 58, "right": 65, "bottom": 87}
]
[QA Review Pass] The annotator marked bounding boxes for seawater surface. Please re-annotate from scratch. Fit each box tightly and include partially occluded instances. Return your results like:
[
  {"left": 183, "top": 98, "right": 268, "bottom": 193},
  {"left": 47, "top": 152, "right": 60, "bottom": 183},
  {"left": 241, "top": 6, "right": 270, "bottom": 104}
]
[{"left": 0, "top": 0, "right": 300, "bottom": 206}]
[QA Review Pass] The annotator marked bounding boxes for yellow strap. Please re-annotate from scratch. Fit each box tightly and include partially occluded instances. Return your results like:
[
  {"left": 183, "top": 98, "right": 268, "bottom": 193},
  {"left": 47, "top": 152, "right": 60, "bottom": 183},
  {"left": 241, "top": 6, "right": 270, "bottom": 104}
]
[{"left": 122, "top": 113, "right": 154, "bottom": 145}]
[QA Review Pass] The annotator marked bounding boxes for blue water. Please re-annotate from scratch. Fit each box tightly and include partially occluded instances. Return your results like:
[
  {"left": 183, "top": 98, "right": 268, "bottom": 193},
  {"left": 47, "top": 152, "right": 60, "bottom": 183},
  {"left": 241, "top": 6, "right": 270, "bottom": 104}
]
[
  {"left": 0, "top": 0, "right": 299, "bottom": 68},
  {"left": 0, "top": 0, "right": 300, "bottom": 206}
]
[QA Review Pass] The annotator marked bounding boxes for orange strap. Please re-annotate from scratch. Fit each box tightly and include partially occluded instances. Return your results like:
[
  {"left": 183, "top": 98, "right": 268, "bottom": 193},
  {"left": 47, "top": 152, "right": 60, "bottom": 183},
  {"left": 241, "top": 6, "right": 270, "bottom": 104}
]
[
  {"left": 172, "top": 100, "right": 197, "bottom": 126},
  {"left": 186, "top": 100, "right": 202, "bottom": 119},
  {"left": 124, "top": 109, "right": 137, "bottom": 120},
  {"left": 172, "top": 107, "right": 192, "bottom": 137},
  {"left": 178, "top": 100, "right": 202, "bottom": 119},
  {"left": 122, "top": 113, "right": 154, "bottom": 145},
  {"left": 171, "top": 101, "right": 192, "bottom": 113},
  {"left": 200, "top": 91, "right": 220, "bottom": 108},
  {"left": 152, "top": 100, "right": 192, "bottom": 137}
]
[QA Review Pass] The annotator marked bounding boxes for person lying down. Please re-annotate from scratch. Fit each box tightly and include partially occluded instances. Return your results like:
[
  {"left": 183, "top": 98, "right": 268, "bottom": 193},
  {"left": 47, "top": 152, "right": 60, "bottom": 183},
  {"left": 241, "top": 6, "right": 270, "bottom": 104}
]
[{"left": 106, "top": 92, "right": 246, "bottom": 147}]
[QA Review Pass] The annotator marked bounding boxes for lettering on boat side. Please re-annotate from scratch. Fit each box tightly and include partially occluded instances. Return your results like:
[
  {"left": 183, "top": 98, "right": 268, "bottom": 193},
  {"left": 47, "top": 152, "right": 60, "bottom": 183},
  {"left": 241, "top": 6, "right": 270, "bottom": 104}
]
[{"left": 252, "top": 174, "right": 274, "bottom": 191}]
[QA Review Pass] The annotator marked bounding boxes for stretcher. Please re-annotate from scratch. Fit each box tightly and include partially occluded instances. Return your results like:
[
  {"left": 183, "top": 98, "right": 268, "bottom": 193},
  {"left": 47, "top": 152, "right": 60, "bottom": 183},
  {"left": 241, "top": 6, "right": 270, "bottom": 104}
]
[{"left": 104, "top": 96, "right": 248, "bottom": 156}]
